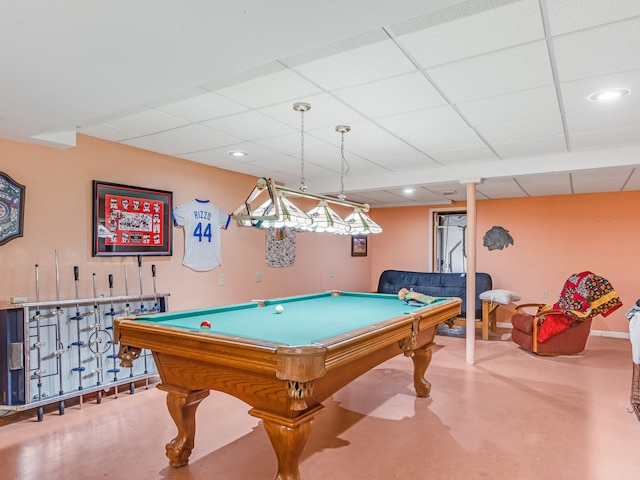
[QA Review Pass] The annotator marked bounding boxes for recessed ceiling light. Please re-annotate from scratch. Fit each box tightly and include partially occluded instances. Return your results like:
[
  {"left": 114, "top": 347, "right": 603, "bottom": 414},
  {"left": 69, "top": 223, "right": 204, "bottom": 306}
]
[
  {"left": 227, "top": 150, "right": 248, "bottom": 157},
  {"left": 588, "top": 88, "right": 630, "bottom": 102},
  {"left": 403, "top": 187, "right": 415, "bottom": 194}
]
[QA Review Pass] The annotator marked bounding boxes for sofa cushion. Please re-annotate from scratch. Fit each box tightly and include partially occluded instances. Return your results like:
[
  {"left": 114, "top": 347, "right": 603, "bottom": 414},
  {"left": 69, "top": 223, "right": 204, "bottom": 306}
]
[{"left": 376, "top": 270, "right": 492, "bottom": 319}]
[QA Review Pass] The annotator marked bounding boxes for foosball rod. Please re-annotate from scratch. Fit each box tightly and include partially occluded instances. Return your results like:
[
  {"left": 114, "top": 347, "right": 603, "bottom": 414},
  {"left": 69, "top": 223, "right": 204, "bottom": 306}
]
[
  {"left": 33, "top": 264, "right": 44, "bottom": 421},
  {"left": 136, "top": 255, "right": 148, "bottom": 314},
  {"left": 54, "top": 250, "right": 65, "bottom": 415},
  {"left": 69, "top": 266, "right": 85, "bottom": 407},
  {"left": 124, "top": 265, "right": 135, "bottom": 395},
  {"left": 137, "top": 256, "right": 149, "bottom": 388},
  {"left": 151, "top": 264, "right": 160, "bottom": 312},
  {"left": 91, "top": 273, "right": 103, "bottom": 404},
  {"left": 105, "top": 274, "right": 121, "bottom": 398}
]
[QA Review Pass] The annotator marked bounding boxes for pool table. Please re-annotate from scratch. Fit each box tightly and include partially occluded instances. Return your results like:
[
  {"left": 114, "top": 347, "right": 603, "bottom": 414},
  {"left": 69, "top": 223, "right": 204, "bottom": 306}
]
[{"left": 114, "top": 291, "right": 461, "bottom": 480}]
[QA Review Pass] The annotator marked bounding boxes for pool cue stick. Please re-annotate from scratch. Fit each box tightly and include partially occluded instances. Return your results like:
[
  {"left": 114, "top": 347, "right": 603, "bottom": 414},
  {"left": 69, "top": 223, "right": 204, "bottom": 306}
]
[
  {"left": 70, "top": 266, "right": 85, "bottom": 403},
  {"left": 91, "top": 273, "right": 103, "bottom": 403},
  {"left": 105, "top": 274, "right": 120, "bottom": 397},
  {"left": 124, "top": 265, "right": 135, "bottom": 394},
  {"left": 136, "top": 255, "right": 147, "bottom": 314},
  {"left": 33, "top": 264, "right": 45, "bottom": 421},
  {"left": 151, "top": 264, "right": 160, "bottom": 312},
  {"left": 54, "top": 250, "right": 65, "bottom": 414}
]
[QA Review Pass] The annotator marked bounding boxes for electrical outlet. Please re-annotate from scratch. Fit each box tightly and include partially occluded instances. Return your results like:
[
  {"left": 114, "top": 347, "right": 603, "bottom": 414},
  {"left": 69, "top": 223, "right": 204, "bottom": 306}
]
[
  {"left": 255, "top": 272, "right": 262, "bottom": 282},
  {"left": 330, "top": 270, "right": 335, "bottom": 278},
  {"left": 542, "top": 289, "right": 548, "bottom": 298},
  {"left": 218, "top": 274, "right": 225, "bottom": 286}
]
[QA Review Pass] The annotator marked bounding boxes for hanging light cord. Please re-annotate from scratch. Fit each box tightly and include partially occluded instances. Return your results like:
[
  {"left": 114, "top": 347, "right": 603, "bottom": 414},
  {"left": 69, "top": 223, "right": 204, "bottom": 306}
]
[
  {"left": 337, "top": 125, "right": 351, "bottom": 200},
  {"left": 292, "top": 102, "right": 311, "bottom": 192},
  {"left": 298, "top": 105, "right": 307, "bottom": 192}
]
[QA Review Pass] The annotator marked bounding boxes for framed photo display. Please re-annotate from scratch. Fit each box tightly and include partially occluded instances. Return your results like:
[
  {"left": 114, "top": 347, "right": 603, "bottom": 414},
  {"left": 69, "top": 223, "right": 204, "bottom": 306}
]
[
  {"left": 351, "top": 235, "right": 367, "bottom": 257},
  {"left": 0, "top": 172, "right": 26, "bottom": 246},
  {"left": 92, "top": 181, "right": 173, "bottom": 257}
]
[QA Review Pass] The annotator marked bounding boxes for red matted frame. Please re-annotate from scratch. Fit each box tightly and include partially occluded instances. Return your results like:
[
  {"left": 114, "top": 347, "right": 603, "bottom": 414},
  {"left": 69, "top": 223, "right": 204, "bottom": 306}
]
[{"left": 93, "top": 180, "right": 173, "bottom": 257}]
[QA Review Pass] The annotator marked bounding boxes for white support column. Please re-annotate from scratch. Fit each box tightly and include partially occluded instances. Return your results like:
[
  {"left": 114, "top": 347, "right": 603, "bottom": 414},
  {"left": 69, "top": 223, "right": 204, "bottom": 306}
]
[{"left": 462, "top": 179, "right": 481, "bottom": 365}]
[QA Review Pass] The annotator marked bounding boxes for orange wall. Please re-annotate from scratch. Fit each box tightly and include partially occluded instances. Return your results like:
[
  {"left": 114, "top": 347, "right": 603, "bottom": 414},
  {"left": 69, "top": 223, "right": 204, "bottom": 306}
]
[
  {"left": 0, "top": 135, "right": 372, "bottom": 311},
  {"left": 3, "top": 134, "right": 636, "bottom": 335},
  {"left": 371, "top": 193, "right": 639, "bottom": 334}
]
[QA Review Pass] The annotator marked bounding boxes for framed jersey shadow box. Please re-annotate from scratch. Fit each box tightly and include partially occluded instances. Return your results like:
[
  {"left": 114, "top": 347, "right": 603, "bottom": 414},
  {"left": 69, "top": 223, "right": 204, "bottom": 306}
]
[{"left": 92, "top": 180, "right": 173, "bottom": 257}]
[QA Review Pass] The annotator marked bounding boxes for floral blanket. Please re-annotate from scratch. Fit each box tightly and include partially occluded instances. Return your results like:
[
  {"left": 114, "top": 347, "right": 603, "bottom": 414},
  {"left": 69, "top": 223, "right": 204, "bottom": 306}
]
[{"left": 537, "top": 271, "right": 622, "bottom": 343}]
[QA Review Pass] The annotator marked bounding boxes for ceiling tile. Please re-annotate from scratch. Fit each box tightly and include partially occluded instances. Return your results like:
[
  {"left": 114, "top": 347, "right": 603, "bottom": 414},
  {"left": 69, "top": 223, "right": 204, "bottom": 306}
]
[
  {"left": 565, "top": 102, "right": 640, "bottom": 133},
  {"left": 200, "top": 110, "right": 297, "bottom": 141},
  {"left": 372, "top": 152, "right": 441, "bottom": 171},
  {"left": 399, "top": 0, "right": 544, "bottom": 67},
  {"left": 216, "top": 69, "right": 322, "bottom": 108},
  {"left": 105, "top": 110, "right": 189, "bottom": 136},
  {"left": 553, "top": 17, "right": 640, "bottom": 82},
  {"left": 426, "top": 41, "right": 554, "bottom": 103},
  {"left": 492, "top": 135, "right": 567, "bottom": 159},
  {"left": 345, "top": 136, "right": 423, "bottom": 162},
  {"left": 476, "top": 177, "right": 527, "bottom": 199},
  {"left": 406, "top": 128, "right": 485, "bottom": 152},
  {"left": 545, "top": 0, "right": 640, "bottom": 35},
  {"left": 253, "top": 132, "right": 301, "bottom": 156},
  {"left": 347, "top": 189, "right": 427, "bottom": 207},
  {"left": 428, "top": 145, "right": 498, "bottom": 165},
  {"left": 221, "top": 162, "right": 300, "bottom": 185},
  {"left": 560, "top": 69, "right": 640, "bottom": 112},
  {"left": 179, "top": 141, "right": 283, "bottom": 167},
  {"left": 260, "top": 93, "right": 365, "bottom": 131},
  {"left": 309, "top": 119, "right": 397, "bottom": 147},
  {"left": 423, "top": 182, "right": 469, "bottom": 202},
  {"left": 456, "top": 85, "right": 560, "bottom": 125},
  {"left": 79, "top": 124, "right": 138, "bottom": 142},
  {"left": 293, "top": 39, "right": 416, "bottom": 90},
  {"left": 572, "top": 166, "right": 631, "bottom": 193},
  {"left": 515, "top": 172, "right": 572, "bottom": 196},
  {"left": 570, "top": 125, "right": 640, "bottom": 150},
  {"left": 119, "top": 136, "right": 185, "bottom": 156},
  {"left": 622, "top": 167, "right": 640, "bottom": 190},
  {"left": 153, "top": 92, "right": 248, "bottom": 123},
  {"left": 146, "top": 124, "right": 242, "bottom": 153},
  {"left": 249, "top": 156, "right": 332, "bottom": 181},
  {"left": 334, "top": 72, "right": 447, "bottom": 117},
  {"left": 376, "top": 104, "right": 470, "bottom": 138},
  {"left": 333, "top": 156, "right": 389, "bottom": 176},
  {"left": 477, "top": 114, "right": 564, "bottom": 144}
]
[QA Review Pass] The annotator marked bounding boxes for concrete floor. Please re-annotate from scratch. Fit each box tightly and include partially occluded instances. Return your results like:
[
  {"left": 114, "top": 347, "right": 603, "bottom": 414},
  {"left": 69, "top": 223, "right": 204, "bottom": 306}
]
[{"left": 1, "top": 332, "right": 639, "bottom": 480}]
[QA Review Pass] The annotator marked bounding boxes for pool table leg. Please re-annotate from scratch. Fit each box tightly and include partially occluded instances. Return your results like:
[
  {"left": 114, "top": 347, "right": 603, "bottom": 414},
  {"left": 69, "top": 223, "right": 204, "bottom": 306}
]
[
  {"left": 250, "top": 405, "right": 324, "bottom": 480},
  {"left": 157, "top": 384, "right": 210, "bottom": 467},
  {"left": 410, "top": 345, "right": 433, "bottom": 398}
]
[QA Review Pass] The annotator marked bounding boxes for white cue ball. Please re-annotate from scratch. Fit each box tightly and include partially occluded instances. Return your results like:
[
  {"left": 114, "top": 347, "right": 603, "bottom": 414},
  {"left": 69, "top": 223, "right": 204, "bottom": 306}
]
[{"left": 275, "top": 304, "right": 284, "bottom": 314}]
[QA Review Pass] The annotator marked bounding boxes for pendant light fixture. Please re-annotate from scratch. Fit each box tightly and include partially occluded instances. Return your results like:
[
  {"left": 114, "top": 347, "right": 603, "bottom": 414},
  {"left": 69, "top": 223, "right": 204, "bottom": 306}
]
[
  {"left": 306, "top": 125, "right": 352, "bottom": 234},
  {"left": 231, "top": 103, "right": 382, "bottom": 235}
]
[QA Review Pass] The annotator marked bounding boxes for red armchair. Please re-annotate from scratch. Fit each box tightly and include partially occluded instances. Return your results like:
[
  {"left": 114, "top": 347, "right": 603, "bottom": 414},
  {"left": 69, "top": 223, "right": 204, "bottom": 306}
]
[{"left": 510, "top": 272, "right": 622, "bottom": 356}]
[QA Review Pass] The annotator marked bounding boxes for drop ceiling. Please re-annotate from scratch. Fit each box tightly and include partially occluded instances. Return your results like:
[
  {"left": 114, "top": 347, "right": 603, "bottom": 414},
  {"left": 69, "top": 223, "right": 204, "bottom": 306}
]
[{"left": 2, "top": 0, "right": 640, "bottom": 207}]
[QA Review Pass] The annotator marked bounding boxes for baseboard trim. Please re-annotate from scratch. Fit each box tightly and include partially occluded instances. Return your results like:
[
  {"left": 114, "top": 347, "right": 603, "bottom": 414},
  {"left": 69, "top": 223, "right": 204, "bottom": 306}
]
[
  {"left": 497, "top": 322, "right": 630, "bottom": 339},
  {"left": 589, "top": 329, "right": 630, "bottom": 339}
]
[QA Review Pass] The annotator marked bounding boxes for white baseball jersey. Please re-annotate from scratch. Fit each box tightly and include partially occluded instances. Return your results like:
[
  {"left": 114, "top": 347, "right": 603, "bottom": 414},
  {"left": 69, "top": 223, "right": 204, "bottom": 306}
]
[{"left": 172, "top": 199, "right": 230, "bottom": 271}]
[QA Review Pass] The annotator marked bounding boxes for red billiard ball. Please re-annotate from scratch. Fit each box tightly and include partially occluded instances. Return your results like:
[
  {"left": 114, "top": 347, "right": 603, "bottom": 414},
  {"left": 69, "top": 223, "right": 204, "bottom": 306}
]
[{"left": 200, "top": 320, "right": 212, "bottom": 329}]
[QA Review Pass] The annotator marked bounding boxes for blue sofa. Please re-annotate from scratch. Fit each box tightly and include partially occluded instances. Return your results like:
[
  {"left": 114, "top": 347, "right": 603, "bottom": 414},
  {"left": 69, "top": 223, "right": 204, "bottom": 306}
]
[{"left": 376, "top": 270, "right": 497, "bottom": 339}]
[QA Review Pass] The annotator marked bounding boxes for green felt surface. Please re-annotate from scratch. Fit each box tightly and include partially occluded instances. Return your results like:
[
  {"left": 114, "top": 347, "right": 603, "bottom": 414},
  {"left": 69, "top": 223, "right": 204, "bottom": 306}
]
[{"left": 137, "top": 292, "right": 447, "bottom": 346}]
